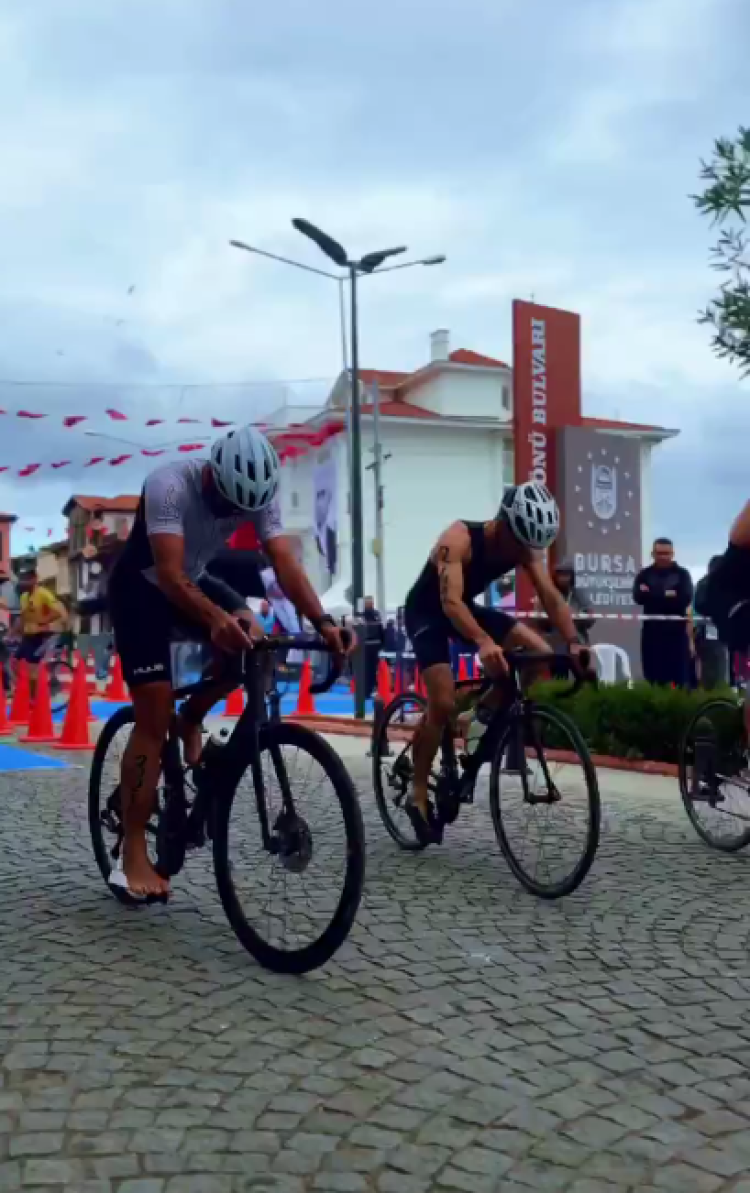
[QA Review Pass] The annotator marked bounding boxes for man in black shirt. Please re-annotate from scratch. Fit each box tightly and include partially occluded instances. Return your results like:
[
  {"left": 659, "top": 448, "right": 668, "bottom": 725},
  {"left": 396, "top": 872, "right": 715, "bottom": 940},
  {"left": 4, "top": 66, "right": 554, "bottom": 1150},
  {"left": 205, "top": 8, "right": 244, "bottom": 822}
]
[
  {"left": 633, "top": 537, "right": 693, "bottom": 686},
  {"left": 362, "top": 596, "right": 385, "bottom": 698}
]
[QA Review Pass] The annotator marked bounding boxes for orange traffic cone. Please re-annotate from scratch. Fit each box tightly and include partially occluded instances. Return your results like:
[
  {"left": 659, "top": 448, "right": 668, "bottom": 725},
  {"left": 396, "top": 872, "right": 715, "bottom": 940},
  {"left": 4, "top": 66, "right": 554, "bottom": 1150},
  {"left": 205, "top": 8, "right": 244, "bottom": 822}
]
[
  {"left": 296, "top": 659, "right": 315, "bottom": 716},
  {"left": 20, "top": 663, "right": 56, "bottom": 743},
  {"left": 105, "top": 654, "right": 128, "bottom": 702},
  {"left": 8, "top": 661, "right": 31, "bottom": 727},
  {"left": 458, "top": 655, "right": 470, "bottom": 681},
  {"left": 223, "top": 687, "right": 244, "bottom": 717},
  {"left": 0, "top": 667, "right": 13, "bottom": 736},
  {"left": 473, "top": 654, "right": 480, "bottom": 679},
  {"left": 85, "top": 650, "right": 97, "bottom": 695},
  {"left": 376, "top": 658, "right": 393, "bottom": 705},
  {"left": 54, "top": 658, "right": 94, "bottom": 751}
]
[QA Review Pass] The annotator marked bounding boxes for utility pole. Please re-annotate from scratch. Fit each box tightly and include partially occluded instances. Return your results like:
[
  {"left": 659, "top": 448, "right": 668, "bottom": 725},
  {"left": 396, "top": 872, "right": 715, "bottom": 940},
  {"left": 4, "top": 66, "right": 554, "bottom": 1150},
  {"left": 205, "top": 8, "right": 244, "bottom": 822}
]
[{"left": 369, "top": 379, "right": 390, "bottom": 615}]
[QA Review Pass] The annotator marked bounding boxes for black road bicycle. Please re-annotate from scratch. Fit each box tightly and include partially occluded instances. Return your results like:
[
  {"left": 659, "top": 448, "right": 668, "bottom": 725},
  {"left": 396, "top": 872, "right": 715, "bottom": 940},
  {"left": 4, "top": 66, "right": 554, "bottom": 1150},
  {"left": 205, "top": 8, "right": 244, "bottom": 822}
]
[
  {"left": 0, "top": 627, "right": 75, "bottom": 715},
  {"left": 372, "top": 650, "right": 601, "bottom": 898},
  {"left": 679, "top": 693, "right": 750, "bottom": 852},
  {"left": 89, "top": 636, "right": 365, "bottom": 974}
]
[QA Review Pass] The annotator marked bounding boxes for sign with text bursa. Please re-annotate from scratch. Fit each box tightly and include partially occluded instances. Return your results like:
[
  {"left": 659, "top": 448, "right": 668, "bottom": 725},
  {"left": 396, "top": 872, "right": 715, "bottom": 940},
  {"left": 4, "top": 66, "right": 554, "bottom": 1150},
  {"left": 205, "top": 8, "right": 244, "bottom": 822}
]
[{"left": 557, "top": 426, "right": 643, "bottom": 677}]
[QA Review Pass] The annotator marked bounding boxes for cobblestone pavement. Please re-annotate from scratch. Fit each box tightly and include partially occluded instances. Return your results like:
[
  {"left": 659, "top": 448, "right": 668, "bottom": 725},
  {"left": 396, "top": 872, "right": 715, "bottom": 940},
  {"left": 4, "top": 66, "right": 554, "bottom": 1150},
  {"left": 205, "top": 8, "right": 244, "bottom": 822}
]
[{"left": 4, "top": 736, "right": 750, "bottom": 1192}]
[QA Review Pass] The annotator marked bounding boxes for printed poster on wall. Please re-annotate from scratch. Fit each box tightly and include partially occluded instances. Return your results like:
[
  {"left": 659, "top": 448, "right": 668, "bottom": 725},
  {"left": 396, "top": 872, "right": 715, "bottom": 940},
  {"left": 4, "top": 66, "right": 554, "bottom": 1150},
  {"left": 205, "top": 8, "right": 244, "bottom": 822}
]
[{"left": 313, "top": 449, "right": 338, "bottom": 586}]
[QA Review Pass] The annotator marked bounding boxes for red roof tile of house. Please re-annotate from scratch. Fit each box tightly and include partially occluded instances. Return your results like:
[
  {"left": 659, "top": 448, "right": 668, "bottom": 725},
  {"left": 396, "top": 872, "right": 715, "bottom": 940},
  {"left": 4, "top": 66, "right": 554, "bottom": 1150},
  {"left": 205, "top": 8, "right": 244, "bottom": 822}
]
[
  {"left": 358, "top": 368, "right": 410, "bottom": 389},
  {"left": 449, "top": 349, "right": 509, "bottom": 368},
  {"left": 63, "top": 494, "right": 140, "bottom": 516}
]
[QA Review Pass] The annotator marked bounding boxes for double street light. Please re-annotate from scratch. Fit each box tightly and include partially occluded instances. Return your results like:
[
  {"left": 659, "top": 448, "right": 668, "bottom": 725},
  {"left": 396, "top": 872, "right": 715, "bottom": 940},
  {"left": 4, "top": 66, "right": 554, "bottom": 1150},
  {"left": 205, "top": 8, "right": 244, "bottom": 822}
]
[{"left": 230, "top": 221, "right": 446, "bottom": 717}]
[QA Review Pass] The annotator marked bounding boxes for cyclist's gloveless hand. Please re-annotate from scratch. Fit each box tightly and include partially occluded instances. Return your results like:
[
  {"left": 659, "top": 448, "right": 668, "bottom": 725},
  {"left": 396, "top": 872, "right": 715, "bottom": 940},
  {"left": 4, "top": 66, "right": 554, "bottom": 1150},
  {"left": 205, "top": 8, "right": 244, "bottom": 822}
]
[
  {"left": 235, "top": 611, "right": 267, "bottom": 643},
  {"left": 210, "top": 609, "right": 254, "bottom": 654},
  {"left": 320, "top": 622, "right": 352, "bottom": 658},
  {"left": 478, "top": 638, "right": 508, "bottom": 678}
]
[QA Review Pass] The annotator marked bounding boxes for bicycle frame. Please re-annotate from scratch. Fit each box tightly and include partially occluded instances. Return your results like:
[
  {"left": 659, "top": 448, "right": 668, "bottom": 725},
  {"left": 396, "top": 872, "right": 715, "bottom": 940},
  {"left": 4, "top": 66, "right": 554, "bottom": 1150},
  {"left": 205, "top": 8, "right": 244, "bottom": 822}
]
[
  {"left": 436, "top": 651, "right": 591, "bottom": 807},
  {"left": 162, "top": 636, "right": 346, "bottom": 863}
]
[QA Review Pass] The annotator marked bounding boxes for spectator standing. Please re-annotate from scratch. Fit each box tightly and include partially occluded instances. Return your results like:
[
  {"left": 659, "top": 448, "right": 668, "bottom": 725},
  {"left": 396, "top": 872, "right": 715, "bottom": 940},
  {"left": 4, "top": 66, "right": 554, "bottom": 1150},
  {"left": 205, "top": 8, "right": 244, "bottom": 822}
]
[
  {"left": 362, "top": 596, "right": 385, "bottom": 698},
  {"left": 257, "top": 598, "right": 276, "bottom": 636},
  {"left": 633, "top": 538, "right": 693, "bottom": 686}
]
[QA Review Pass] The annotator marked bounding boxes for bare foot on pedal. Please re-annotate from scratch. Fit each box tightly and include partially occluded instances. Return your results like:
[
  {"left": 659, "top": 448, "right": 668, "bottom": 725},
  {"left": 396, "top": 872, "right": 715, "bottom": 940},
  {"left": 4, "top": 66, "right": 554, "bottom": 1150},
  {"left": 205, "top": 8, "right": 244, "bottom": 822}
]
[{"left": 118, "top": 844, "right": 170, "bottom": 899}]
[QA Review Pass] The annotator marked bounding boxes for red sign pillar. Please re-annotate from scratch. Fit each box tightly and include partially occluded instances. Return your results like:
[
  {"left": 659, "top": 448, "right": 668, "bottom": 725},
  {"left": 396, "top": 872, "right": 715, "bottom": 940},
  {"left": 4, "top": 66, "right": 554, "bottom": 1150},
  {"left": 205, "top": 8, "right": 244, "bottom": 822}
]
[{"left": 512, "top": 300, "right": 582, "bottom": 611}]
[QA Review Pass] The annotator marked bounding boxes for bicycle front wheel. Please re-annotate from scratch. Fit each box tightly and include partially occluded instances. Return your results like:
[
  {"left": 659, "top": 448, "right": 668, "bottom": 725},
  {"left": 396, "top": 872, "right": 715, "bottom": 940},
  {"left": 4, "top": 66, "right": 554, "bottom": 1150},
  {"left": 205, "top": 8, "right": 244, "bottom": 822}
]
[
  {"left": 489, "top": 703, "right": 601, "bottom": 898},
  {"left": 213, "top": 721, "right": 365, "bottom": 974},
  {"left": 679, "top": 697, "right": 750, "bottom": 852}
]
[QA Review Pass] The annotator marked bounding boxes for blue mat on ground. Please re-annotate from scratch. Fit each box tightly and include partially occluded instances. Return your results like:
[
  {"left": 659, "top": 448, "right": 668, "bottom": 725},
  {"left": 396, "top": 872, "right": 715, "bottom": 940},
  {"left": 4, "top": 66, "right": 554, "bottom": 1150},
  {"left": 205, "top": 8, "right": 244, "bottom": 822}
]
[{"left": 0, "top": 742, "right": 69, "bottom": 770}]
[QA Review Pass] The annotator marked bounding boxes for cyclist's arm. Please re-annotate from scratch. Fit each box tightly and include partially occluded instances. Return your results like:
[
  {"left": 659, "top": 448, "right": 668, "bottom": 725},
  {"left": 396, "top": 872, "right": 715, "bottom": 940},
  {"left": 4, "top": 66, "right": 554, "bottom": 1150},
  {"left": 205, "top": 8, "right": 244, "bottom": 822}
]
[
  {"left": 264, "top": 535, "right": 329, "bottom": 629},
  {"left": 525, "top": 557, "right": 580, "bottom": 646},
  {"left": 435, "top": 524, "right": 490, "bottom": 645},
  {"left": 150, "top": 534, "right": 230, "bottom": 629}
]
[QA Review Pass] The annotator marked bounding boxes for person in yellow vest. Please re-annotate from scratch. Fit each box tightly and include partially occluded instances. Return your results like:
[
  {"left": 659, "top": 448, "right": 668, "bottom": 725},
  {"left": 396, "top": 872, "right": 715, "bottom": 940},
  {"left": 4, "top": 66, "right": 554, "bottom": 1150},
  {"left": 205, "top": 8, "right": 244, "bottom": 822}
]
[{"left": 15, "top": 569, "right": 69, "bottom": 695}]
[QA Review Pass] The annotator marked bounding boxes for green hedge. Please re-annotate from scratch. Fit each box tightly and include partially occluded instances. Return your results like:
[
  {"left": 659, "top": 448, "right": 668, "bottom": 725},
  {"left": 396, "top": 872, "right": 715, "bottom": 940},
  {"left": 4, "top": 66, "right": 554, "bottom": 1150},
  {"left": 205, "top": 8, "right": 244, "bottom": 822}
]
[{"left": 529, "top": 680, "right": 742, "bottom": 764}]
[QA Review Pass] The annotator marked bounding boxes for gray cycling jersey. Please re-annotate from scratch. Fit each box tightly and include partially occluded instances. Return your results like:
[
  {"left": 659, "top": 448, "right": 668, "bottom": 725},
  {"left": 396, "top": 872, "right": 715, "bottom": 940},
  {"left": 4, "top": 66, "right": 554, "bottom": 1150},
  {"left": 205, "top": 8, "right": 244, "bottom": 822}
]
[{"left": 136, "top": 459, "right": 284, "bottom": 585}]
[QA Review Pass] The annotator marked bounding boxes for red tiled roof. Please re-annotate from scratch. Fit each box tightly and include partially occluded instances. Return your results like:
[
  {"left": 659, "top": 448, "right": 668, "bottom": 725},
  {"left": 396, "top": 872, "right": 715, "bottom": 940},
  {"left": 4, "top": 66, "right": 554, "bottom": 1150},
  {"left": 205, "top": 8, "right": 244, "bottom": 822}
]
[
  {"left": 63, "top": 494, "right": 140, "bottom": 516},
  {"left": 358, "top": 369, "right": 410, "bottom": 389},
  {"left": 449, "top": 349, "right": 509, "bottom": 369}
]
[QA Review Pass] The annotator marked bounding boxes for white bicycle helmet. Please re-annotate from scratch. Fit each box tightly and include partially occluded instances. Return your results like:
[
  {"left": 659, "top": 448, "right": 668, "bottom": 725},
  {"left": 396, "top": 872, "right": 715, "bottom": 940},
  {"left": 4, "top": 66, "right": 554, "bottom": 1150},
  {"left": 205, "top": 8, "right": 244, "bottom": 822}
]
[
  {"left": 501, "top": 482, "right": 560, "bottom": 549},
  {"left": 210, "top": 425, "right": 280, "bottom": 511}
]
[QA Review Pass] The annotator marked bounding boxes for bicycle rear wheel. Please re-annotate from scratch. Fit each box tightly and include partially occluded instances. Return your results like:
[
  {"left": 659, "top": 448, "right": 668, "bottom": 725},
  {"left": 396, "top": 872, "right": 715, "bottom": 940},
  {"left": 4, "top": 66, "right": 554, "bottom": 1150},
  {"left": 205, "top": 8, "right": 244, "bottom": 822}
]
[
  {"left": 489, "top": 703, "right": 601, "bottom": 898},
  {"left": 679, "top": 697, "right": 750, "bottom": 852},
  {"left": 213, "top": 720, "right": 365, "bottom": 974}
]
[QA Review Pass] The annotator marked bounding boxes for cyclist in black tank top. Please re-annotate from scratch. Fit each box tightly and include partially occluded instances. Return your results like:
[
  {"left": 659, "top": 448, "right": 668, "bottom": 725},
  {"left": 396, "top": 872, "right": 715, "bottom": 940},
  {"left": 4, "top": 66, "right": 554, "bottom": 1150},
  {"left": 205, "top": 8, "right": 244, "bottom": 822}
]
[{"left": 403, "top": 483, "right": 587, "bottom": 845}]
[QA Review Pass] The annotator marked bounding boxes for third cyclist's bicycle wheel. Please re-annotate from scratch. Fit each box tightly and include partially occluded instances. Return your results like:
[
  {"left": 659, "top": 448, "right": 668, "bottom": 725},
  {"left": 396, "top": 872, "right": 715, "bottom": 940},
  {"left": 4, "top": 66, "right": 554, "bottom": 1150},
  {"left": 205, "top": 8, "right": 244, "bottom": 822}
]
[
  {"left": 679, "top": 697, "right": 750, "bottom": 852},
  {"left": 489, "top": 703, "right": 601, "bottom": 898},
  {"left": 213, "top": 720, "right": 365, "bottom": 974}
]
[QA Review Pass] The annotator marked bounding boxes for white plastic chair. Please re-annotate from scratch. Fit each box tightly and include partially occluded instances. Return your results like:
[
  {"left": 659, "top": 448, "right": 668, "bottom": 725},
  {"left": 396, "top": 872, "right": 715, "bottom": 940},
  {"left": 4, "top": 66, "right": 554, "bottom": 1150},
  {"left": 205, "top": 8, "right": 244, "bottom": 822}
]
[{"left": 591, "top": 643, "right": 632, "bottom": 685}]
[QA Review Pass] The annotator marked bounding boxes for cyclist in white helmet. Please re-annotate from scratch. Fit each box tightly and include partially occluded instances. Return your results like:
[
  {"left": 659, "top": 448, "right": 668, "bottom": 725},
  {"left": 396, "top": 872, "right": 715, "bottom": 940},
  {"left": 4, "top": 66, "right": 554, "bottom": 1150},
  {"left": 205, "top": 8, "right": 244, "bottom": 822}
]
[
  {"left": 403, "top": 483, "right": 586, "bottom": 843},
  {"left": 108, "top": 425, "right": 348, "bottom": 899}
]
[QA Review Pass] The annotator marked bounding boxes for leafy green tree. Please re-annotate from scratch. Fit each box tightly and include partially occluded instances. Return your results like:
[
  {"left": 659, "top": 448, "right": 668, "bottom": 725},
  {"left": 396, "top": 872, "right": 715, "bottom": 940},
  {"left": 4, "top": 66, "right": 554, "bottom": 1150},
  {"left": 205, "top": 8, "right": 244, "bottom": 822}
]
[{"left": 693, "top": 127, "right": 750, "bottom": 375}]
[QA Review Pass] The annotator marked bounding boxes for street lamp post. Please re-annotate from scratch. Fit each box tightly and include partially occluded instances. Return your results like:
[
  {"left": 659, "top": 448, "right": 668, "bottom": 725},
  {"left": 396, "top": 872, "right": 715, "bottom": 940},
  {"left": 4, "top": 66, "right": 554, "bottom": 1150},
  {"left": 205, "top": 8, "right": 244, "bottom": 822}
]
[{"left": 230, "top": 229, "right": 446, "bottom": 718}]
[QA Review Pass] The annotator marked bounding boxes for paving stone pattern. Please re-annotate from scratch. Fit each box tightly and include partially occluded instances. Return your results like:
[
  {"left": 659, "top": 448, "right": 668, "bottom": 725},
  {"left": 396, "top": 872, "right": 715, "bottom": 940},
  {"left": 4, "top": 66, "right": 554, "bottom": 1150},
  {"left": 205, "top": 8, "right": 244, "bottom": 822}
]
[{"left": 3, "top": 751, "right": 750, "bottom": 1191}]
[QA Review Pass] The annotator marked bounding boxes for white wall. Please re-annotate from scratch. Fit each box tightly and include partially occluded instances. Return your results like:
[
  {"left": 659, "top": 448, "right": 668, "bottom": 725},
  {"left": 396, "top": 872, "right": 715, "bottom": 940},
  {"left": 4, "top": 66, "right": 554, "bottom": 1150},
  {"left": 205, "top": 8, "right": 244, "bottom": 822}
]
[{"left": 406, "top": 367, "right": 512, "bottom": 421}]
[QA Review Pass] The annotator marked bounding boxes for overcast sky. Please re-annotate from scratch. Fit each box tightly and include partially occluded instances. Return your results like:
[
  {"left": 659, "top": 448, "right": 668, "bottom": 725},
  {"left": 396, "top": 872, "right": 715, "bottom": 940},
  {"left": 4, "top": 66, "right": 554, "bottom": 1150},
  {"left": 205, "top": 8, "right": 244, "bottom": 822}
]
[{"left": 0, "top": 0, "right": 747, "bottom": 569}]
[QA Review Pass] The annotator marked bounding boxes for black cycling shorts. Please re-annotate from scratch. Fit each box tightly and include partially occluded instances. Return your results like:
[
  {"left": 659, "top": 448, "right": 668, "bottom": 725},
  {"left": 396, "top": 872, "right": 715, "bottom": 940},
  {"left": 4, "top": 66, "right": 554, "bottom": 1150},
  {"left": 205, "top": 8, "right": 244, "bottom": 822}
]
[
  {"left": 404, "top": 602, "right": 517, "bottom": 673},
  {"left": 16, "top": 633, "right": 55, "bottom": 665},
  {"left": 108, "top": 567, "right": 245, "bottom": 689}
]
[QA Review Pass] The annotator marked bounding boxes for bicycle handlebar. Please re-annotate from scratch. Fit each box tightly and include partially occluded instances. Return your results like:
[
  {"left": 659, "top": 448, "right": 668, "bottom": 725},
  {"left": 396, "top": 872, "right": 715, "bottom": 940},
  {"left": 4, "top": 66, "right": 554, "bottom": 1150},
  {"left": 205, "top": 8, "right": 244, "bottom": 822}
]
[{"left": 248, "top": 631, "right": 354, "bottom": 697}]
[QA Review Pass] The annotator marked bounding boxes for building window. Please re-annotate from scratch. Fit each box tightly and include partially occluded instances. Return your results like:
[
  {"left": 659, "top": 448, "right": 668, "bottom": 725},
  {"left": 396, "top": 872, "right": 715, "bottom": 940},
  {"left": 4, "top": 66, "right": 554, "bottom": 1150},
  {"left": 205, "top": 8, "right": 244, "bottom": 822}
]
[
  {"left": 291, "top": 491, "right": 299, "bottom": 509},
  {"left": 502, "top": 384, "right": 511, "bottom": 411}
]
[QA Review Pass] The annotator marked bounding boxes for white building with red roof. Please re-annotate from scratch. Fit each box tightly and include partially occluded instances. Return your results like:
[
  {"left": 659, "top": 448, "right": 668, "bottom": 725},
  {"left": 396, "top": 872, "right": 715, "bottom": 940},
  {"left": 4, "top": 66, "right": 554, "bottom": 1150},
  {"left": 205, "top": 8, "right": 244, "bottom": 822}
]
[{"left": 270, "top": 330, "right": 677, "bottom": 610}]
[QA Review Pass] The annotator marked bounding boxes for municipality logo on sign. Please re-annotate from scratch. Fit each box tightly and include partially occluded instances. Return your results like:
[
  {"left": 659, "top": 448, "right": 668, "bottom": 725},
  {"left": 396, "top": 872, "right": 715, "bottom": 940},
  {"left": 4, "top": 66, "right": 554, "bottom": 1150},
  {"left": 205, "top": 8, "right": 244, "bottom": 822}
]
[
  {"left": 575, "top": 446, "right": 636, "bottom": 538},
  {"left": 591, "top": 463, "right": 616, "bottom": 520}
]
